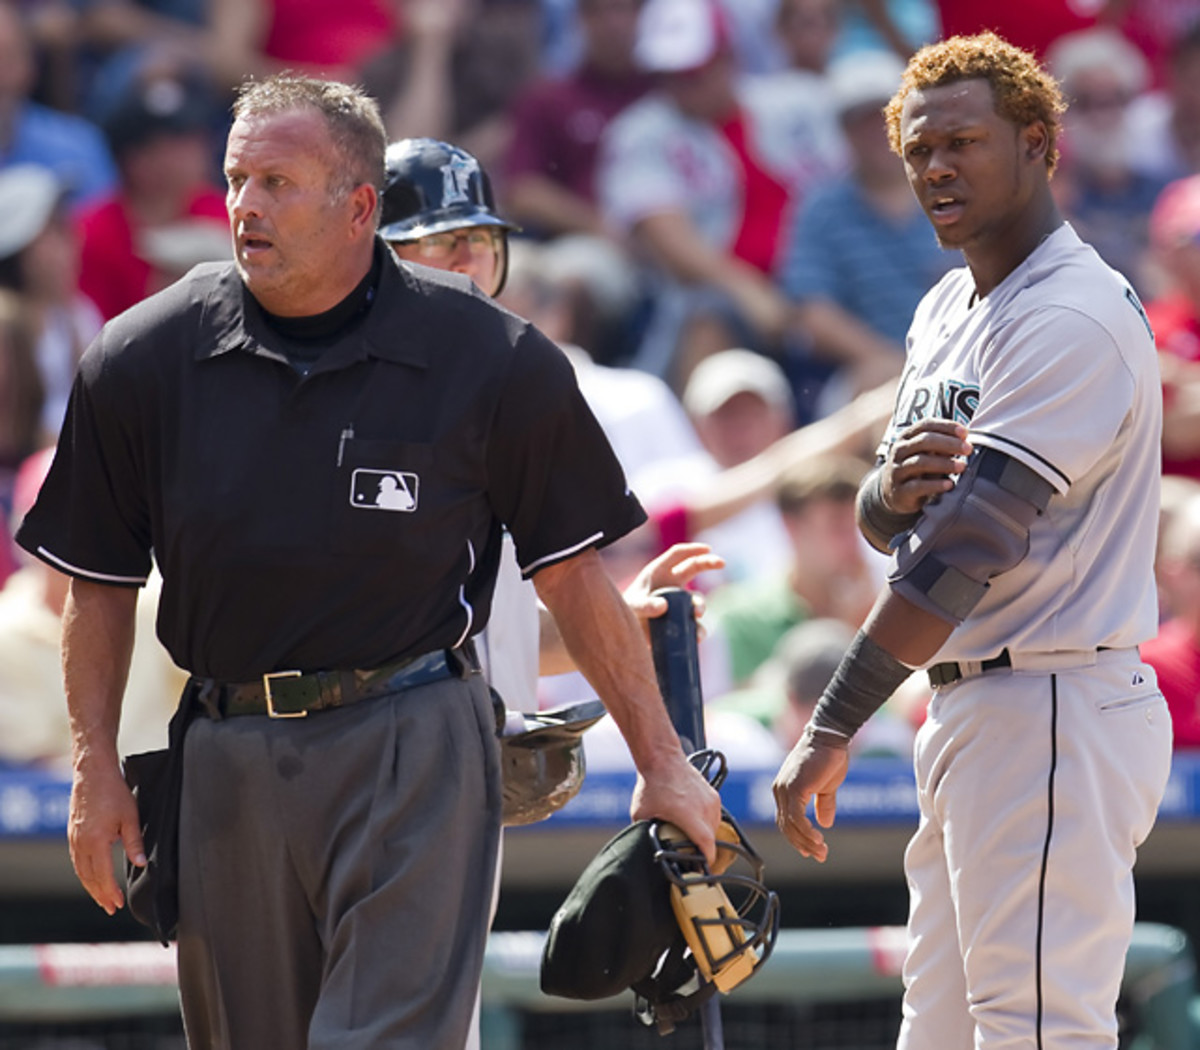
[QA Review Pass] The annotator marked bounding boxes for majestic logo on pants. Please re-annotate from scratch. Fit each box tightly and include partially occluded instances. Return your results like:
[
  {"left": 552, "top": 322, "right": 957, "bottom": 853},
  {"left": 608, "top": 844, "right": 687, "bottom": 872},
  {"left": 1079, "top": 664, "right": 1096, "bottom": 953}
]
[{"left": 350, "top": 469, "right": 419, "bottom": 512}]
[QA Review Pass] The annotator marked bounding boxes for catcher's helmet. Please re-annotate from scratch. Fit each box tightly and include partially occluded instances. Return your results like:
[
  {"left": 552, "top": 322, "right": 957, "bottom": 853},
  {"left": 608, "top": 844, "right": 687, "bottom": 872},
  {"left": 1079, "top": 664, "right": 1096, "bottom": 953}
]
[
  {"left": 379, "top": 137, "right": 519, "bottom": 293},
  {"left": 500, "top": 700, "right": 606, "bottom": 827},
  {"left": 540, "top": 751, "right": 780, "bottom": 1034}
]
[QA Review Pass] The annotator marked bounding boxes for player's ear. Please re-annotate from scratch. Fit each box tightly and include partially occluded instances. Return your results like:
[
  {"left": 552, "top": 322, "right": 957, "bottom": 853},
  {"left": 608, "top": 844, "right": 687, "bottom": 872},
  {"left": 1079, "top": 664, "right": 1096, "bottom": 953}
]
[{"left": 1022, "top": 121, "right": 1049, "bottom": 165}]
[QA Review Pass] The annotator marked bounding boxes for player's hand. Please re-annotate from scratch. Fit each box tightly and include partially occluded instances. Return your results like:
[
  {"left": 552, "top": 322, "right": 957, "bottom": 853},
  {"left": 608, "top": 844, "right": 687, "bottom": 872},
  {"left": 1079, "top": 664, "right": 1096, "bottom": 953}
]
[
  {"left": 631, "top": 751, "right": 722, "bottom": 866},
  {"left": 773, "top": 727, "right": 851, "bottom": 863},
  {"left": 623, "top": 543, "right": 725, "bottom": 638},
  {"left": 67, "top": 757, "right": 145, "bottom": 915},
  {"left": 882, "top": 418, "right": 973, "bottom": 516}
]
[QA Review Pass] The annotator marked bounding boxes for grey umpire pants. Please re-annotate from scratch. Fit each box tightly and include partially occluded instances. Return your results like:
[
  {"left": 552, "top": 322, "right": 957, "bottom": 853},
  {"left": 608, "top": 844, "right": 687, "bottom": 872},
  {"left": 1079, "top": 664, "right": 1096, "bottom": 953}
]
[{"left": 176, "top": 670, "right": 502, "bottom": 1050}]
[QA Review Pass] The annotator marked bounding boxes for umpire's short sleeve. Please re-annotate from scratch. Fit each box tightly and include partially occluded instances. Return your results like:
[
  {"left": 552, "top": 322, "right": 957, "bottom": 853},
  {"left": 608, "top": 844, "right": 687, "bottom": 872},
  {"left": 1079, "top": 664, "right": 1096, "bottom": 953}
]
[
  {"left": 486, "top": 327, "right": 646, "bottom": 577},
  {"left": 16, "top": 333, "right": 153, "bottom": 585}
]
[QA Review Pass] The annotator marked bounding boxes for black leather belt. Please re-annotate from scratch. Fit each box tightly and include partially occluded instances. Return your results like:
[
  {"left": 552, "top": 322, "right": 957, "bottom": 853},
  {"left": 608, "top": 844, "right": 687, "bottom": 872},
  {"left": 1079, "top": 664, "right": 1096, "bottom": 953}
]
[
  {"left": 927, "top": 649, "right": 1012, "bottom": 689},
  {"left": 928, "top": 647, "right": 1113, "bottom": 689},
  {"left": 191, "top": 648, "right": 471, "bottom": 720}
]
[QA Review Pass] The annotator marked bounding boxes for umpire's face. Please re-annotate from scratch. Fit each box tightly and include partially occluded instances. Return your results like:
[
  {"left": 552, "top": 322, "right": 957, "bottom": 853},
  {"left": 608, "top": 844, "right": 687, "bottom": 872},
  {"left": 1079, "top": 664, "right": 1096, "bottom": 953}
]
[{"left": 224, "top": 106, "right": 378, "bottom": 317}]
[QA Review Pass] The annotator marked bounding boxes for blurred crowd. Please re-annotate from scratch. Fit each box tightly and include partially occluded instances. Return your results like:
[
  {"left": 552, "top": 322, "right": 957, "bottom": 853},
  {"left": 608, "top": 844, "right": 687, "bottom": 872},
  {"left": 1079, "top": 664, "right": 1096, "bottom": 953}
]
[{"left": 1, "top": 0, "right": 1200, "bottom": 776}]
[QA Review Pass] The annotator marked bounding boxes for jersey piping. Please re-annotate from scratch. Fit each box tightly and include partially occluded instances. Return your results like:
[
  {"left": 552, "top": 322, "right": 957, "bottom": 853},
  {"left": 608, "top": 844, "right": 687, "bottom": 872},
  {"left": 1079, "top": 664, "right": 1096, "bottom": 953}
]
[
  {"left": 35, "top": 546, "right": 148, "bottom": 586},
  {"left": 971, "top": 431, "right": 1071, "bottom": 491},
  {"left": 521, "top": 531, "right": 605, "bottom": 576}
]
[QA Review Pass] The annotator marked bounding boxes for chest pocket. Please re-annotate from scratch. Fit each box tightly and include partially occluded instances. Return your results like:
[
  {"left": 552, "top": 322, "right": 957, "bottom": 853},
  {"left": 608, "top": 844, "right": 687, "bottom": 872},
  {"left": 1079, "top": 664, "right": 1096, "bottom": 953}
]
[{"left": 329, "top": 438, "right": 435, "bottom": 556}]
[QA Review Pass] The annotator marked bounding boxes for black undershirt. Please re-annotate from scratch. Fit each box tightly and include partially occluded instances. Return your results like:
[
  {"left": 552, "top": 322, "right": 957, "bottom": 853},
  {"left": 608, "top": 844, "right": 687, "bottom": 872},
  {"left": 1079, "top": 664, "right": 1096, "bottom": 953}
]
[{"left": 262, "top": 243, "right": 384, "bottom": 370}]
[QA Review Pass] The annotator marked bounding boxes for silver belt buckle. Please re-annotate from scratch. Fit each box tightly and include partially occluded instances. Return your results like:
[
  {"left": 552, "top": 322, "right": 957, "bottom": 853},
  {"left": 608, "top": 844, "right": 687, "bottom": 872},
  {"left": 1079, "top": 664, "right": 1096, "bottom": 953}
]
[{"left": 263, "top": 670, "right": 308, "bottom": 718}]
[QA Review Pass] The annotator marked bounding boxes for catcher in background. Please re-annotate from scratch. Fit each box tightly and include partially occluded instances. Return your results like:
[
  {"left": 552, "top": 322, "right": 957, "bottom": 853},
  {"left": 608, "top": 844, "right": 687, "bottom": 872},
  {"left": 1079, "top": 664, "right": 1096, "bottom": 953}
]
[
  {"left": 773, "top": 32, "right": 1172, "bottom": 1050},
  {"left": 379, "top": 135, "right": 724, "bottom": 716}
]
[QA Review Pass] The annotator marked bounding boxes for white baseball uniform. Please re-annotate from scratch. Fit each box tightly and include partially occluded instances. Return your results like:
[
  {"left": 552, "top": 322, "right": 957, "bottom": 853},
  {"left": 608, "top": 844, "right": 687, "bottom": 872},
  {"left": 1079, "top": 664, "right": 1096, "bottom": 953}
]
[{"left": 881, "top": 223, "right": 1173, "bottom": 1050}]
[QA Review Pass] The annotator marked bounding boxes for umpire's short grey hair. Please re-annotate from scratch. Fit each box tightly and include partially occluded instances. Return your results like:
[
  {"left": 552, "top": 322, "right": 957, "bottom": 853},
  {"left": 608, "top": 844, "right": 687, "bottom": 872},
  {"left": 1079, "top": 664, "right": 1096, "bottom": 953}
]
[{"left": 231, "top": 74, "right": 387, "bottom": 208}]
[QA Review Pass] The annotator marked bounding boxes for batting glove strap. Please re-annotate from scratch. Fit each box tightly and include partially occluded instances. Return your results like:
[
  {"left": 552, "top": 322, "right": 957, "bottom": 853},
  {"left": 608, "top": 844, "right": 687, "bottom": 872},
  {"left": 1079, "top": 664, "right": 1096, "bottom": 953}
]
[{"left": 810, "top": 630, "right": 912, "bottom": 740}]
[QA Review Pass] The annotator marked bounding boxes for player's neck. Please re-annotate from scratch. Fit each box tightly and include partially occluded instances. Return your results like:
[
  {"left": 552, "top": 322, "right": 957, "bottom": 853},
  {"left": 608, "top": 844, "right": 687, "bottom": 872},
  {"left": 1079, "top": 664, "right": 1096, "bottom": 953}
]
[{"left": 966, "top": 193, "right": 1063, "bottom": 299}]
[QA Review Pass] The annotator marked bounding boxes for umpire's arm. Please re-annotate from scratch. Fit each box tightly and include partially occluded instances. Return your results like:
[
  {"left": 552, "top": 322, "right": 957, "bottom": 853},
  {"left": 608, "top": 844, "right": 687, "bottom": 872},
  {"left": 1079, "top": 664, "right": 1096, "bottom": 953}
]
[
  {"left": 61, "top": 578, "right": 145, "bottom": 915},
  {"left": 533, "top": 547, "right": 721, "bottom": 863}
]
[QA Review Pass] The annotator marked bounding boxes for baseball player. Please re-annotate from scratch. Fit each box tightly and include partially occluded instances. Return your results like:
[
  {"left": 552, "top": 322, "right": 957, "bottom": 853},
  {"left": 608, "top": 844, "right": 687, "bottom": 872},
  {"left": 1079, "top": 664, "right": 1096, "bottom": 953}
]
[{"left": 773, "top": 32, "right": 1173, "bottom": 1050}]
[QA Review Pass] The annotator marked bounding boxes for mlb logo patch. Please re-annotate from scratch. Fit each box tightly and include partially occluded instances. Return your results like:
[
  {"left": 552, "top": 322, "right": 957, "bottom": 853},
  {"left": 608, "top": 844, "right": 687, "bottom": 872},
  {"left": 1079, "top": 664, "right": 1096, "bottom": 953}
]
[{"left": 350, "top": 469, "right": 419, "bottom": 512}]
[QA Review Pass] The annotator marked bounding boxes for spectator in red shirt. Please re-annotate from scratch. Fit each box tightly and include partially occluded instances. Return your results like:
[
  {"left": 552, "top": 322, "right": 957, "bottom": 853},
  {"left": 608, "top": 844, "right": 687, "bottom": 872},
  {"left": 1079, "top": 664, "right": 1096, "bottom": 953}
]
[
  {"left": 76, "top": 52, "right": 228, "bottom": 320},
  {"left": 1143, "top": 488, "right": 1200, "bottom": 749},
  {"left": 1145, "top": 174, "right": 1200, "bottom": 482},
  {"left": 503, "top": 0, "right": 651, "bottom": 241}
]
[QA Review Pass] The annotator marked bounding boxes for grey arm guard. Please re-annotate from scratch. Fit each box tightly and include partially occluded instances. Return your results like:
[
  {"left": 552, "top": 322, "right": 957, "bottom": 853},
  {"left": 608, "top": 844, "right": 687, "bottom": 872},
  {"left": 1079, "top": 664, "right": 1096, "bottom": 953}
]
[
  {"left": 888, "top": 447, "right": 1056, "bottom": 625},
  {"left": 856, "top": 465, "right": 921, "bottom": 553},
  {"left": 809, "top": 630, "right": 913, "bottom": 744}
]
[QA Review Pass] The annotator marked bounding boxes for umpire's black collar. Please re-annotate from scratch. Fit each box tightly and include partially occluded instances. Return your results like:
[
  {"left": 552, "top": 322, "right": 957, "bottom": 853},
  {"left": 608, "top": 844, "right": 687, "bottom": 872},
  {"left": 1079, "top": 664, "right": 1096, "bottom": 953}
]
[{"left": 197, "top": 236, "right": 477, "bottom": 373}]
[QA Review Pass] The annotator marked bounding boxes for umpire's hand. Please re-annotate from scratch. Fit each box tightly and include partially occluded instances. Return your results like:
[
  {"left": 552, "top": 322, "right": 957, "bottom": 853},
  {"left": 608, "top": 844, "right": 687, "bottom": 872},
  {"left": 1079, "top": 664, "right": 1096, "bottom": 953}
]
[
  {"left": 773, "top": 727, "right": 850, "bottom": 863},
  {"left": 68, "top": 757, "right": 145, "bottom": 915}
]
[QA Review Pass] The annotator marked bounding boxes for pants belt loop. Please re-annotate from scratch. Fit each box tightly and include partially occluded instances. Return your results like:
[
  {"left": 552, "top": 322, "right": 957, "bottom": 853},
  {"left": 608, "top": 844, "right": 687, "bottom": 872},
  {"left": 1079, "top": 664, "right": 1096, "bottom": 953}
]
[
  {"left": 195, "top": 678, "right": 224, "bottom": 721},
  {"left": 448, "top": 641, "right": 479, "bottom": 679}
]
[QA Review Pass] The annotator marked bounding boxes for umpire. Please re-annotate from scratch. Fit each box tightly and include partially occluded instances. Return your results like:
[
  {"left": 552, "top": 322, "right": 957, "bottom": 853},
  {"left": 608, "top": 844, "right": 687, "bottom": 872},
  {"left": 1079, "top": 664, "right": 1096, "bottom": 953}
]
[{"left": 16, "top": 75, "right": 720, "bottom": 1050}]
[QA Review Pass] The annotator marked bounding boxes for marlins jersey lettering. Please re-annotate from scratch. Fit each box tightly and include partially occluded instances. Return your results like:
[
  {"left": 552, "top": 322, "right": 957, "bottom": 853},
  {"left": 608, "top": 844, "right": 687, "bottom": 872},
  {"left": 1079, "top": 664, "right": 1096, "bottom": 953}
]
[{"left": 881, "top": 223, "right": 1162, "bottom": 663}]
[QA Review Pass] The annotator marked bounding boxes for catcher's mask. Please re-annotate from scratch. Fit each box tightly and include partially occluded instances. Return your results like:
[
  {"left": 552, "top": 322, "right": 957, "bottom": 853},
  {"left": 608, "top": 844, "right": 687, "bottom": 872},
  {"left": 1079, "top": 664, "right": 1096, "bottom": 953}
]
[
  {"left": 540, "top": 750, "right": 781, "bottom": 1034},
  {"left": 379, "top": 137, "right": 520, "bottom": 295},
  {"left": 500, "top": 699, "right": 606, "bottom": 826}
]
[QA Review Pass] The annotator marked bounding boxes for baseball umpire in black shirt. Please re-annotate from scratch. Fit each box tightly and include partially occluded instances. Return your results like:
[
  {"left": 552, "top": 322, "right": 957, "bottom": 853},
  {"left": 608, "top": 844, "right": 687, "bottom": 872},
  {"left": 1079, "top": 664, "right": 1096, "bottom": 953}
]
[{"left": 16, "top": 74, "right": 721, "bottom": 1050}]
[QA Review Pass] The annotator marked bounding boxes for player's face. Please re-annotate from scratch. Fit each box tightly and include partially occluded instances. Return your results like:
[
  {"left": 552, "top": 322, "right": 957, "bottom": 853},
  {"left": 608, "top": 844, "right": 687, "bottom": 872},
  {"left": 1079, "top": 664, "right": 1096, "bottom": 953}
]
[
  {"left": 224, "top": 108, "right": 376, "bottom": 316},
  {"left": 389, "top": 225, "right": 504, "bottom": 298},
  {"left": 899, "top": 78, "right": 1046, "bottom": 259}
]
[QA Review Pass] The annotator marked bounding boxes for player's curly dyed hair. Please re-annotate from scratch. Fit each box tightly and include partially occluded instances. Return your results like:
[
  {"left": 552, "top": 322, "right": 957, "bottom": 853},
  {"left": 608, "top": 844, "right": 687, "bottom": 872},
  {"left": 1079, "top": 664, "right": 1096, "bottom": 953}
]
[{"left": 884, "top": 32, "right": 1066, "bottom": 174}]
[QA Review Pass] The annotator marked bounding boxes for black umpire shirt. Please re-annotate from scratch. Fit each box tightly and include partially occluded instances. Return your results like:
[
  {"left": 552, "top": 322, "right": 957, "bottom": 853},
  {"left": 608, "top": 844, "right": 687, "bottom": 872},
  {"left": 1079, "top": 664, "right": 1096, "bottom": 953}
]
[{"left": 17, "top": 243, "right": 645, "bottom": 682}]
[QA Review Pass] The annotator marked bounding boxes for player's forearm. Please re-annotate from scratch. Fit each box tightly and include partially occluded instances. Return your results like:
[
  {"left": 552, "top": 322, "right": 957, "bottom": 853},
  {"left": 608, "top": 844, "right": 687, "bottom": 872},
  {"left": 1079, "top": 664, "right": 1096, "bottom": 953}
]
[
  {"left": 536, "top": 604, "right": 576, "bottom": 677},
  {"left": 635, "top": 212, "right": 759, "bottom": 291},
  {"left": 532, "top": 549, "right": 686, "bottom": 774},
  {"left": 381, "top": 35, "right": 456, "bottom": 141},
  {"left": 792, "top": 299, "right": 904, "bottom": 366},
  {"left": 62, "top": 579, "right": 138, "bottom": 772},
  {"left": 806, "top": 589, "right": 950, "bottom": 745},
  {"left": 505, "top": 176, "right": 608, "bottom": 239},
  {"left": 863, "top": 588, "right": 955, "bottom": 669}
]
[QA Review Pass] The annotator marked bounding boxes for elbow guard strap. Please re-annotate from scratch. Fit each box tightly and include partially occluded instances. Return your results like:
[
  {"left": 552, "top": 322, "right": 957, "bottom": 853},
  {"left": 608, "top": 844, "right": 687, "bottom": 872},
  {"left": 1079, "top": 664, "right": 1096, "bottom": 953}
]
[
  {"left": 809, "top": 630, "right": 913, "bottom": 741},
  {"left": 888, "top": 447, "right": 1055, "bottom": 625}
]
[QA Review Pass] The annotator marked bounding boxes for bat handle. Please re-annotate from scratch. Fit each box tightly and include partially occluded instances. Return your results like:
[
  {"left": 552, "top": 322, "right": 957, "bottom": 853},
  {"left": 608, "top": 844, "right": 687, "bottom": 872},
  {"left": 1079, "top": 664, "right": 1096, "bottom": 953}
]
[
  {"left": 648, "top": 588, "right": 727, "bottom": 1050},
  {"left": 648, "top": 587, "right": 706, "bottom": 754}
]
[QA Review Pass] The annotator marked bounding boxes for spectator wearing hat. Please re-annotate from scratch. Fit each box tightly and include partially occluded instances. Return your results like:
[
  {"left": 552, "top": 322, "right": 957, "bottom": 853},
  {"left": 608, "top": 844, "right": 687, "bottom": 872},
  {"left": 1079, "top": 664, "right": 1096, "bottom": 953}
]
[
  {"left": 739, "top": 0, "right": 848, "bottom": 191},
  {"left": 0, "top": 164, "right": 103, "bottom": 439},
  {"left": 0, "top": 1, "right": 117, "bottom": 208},
  {"left": 76, "top": 54, "right": 227, "bottom": 320},
  {"left": 594, "top": 0, "right": 835, "bottom": 392},
  {"left": 1047, "top": 27, "right": 1170, "bottom": 296},
  {"left": 634, "top": 352, "right": 895, "bottom": 586},
  {"left": 1128, "top": 23, "right": 1200, "bottom": 186},
  {"left": 779, "top": 49, "right": 956, "bottom": 417},
  {"left": 1145, "top": 174, "right": 1200, "bottom": 483}
]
